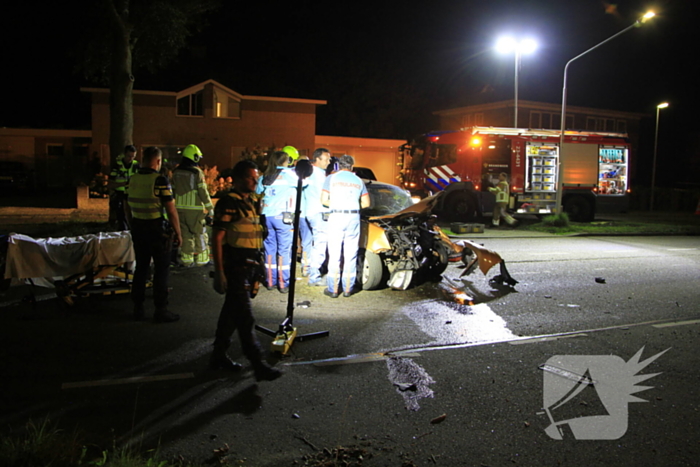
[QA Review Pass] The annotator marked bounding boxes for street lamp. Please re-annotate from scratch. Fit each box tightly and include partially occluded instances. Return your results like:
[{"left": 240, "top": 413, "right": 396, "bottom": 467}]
[
  {"left": 496, "top": 37, "right": 537, "bottom": 127},
  {"left": 555, "top": 11, "right": 656, "bottom": 217},
  {"left": 650, "top": 102, "right": 669, "bottom": 211}
]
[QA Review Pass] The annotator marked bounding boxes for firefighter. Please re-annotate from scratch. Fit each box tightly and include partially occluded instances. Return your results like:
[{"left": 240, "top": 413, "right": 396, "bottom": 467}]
[
  {"left": 210, "top": 159, "right": 283, "bottom": 381},
  {"left": 488, "top": 172, "right": 518, "bottom": 228},
  {"left": 109, "top": 145, "right": 140, "bottom": 231},
  {"left": 302, "top": 148, "right": 331, "bottom": 285},
  {"left": 321, "top": 155, "right": 370, "bottom": 298},
  {"left": 172, "top": 144, "right": 214, "bottom": 267},
  {"left": 256, "top": 150, "right": 298, "bottom": 292},
  {"left": 126, "top": 147, "right": 182, "bottom": 322}
]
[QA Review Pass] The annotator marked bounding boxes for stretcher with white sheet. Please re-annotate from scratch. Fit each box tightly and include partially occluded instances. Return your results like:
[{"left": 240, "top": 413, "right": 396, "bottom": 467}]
[{"left": 2, "top": 231, "right": 136, "bottom": 307}]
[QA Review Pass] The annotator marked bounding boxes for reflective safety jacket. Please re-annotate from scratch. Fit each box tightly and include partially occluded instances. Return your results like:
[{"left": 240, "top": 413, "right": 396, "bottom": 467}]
[
  {"left": 172, "top": 165, "right": 214, "bottom": 212},
  {"left": 109, "top": 158, "right": 140, "bottom": 193},
  {"left": 126, "top": 169, "right": 173, "bottom": 220},
  {"left": 488, "top": 180, "right": 509, "bottom": 203},
  {"left": 213, "top": 191, "right": 263, "bottom": 250}
]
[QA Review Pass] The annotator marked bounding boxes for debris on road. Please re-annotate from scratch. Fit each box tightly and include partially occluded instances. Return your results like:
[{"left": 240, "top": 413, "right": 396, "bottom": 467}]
[
  {"left": 430, "top": 414, "right": 447, "bottom": 424},
  {"left": 595, "top": 277, "right": 606, "bottom": 284}
]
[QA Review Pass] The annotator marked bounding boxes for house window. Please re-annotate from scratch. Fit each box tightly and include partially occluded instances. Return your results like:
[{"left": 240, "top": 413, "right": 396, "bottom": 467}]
[
  {"left": 47, "top": 144, "right": 64, "bottom": 156},
  {"left": 530, "top": 111, "right": 541, "bottom": 128},
  {"left": 213, "top": 87, "right": 241, "bottom": 118},
  {"left": 617, "top": 120, "right": 627, "bottom": 133},
  {"left": 177, "top": 90, "right": 203, "bottom": 116}
]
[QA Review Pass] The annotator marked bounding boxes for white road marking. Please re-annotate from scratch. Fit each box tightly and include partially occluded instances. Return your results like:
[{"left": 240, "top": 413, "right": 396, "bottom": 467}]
[
  {"left": 62, "top": 372, "right": 194, "bottom": 389},
  {"left": 509, "top": 333, "right": 588, "bottom": 345},
  {"left": 652, "top": 319, "right": 700, "bottom": 328}
]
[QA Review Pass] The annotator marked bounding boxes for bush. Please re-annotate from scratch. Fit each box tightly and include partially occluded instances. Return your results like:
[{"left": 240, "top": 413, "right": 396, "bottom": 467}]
[{"left": 540, "top": 212, "right": 570, "bottom": 228}]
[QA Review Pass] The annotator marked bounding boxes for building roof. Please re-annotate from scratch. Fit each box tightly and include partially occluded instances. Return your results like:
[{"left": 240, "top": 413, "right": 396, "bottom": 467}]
[
  {"left": 434, "top": 99, "right": 649, "bottom": 119},
  {"left": 81, "top": 79, "right": 327, "bottom": 106}
]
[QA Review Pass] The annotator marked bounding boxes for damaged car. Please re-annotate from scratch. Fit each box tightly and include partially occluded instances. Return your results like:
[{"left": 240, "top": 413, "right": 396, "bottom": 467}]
[{"left": 358, "top": 180, "right": 517, "bottom": 290}]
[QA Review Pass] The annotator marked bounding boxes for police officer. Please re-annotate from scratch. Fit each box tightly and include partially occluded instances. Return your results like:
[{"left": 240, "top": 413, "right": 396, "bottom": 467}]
[
  {"left": 210, "top": 159, "right": 283, "bottom": 381},
  {"left": 321, "top": 155, "right": 370, "bottom": 298},
  {"left": 126, "top": 147, "right": 182, "bottom": 322},
  {"left": 302, "top": 148, "right": 331, "bottom": 285},
  {"left": 109, "top": 145, "right": 140, "bottom": 231},
  {"left": 256, "top": 150, "right": 298, "bottom": 293},
  {"left": 172, "top": 144, "right": 214, "bottom": 267}
]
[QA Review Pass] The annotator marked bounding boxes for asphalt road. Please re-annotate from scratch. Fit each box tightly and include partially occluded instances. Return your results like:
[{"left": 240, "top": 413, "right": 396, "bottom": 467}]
[{"left": 0, "top": 235, "right": 698, "bottom": 466}]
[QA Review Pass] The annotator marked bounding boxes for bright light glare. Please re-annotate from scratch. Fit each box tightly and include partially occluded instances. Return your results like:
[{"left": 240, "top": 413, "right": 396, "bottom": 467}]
[
  {"left": 657, "top": 102, "right": 669, "bottom": 109},
  {"left": 641, "top": 11, "right": 655, "bottom": 22},
  {"left": 495, "top": 37, "right": 537, "bottom": 54}
]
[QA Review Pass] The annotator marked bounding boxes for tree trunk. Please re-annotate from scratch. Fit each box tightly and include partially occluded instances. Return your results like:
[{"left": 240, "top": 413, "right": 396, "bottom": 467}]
[{"left": 107, "top": 1, "right": 134, "bottom": 166}]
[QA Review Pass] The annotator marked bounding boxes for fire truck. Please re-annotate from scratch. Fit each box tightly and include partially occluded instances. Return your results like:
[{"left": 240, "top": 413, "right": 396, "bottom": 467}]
[{"left": 400, "top": 127, "right": 631, "bottom": 222}]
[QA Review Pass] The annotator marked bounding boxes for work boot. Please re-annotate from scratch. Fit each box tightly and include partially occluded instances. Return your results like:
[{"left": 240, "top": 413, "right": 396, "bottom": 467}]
[
  {"left": 154, "top": 309, "right": 180, "bottom": 323},
  {"left": 133, "top": 303, "right": 145, "bottom": 321},
  {"left": 253, "top": 362, "right": 283, "bottom": 382},
  {"left": 209, "top": 352, "right": 243, "bottom": 372}
]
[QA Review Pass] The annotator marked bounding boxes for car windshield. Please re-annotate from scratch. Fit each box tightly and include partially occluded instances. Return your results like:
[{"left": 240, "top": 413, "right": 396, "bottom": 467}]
[{"left": 362, "top": 182, "right": 414, "bottom": 217}]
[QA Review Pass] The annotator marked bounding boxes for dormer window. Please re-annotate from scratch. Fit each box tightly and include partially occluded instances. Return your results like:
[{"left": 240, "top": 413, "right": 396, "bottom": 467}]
[
  {"left": 177, "top": 90, "right": 203, "bottom": 116},
  {"left": 213, "top": 86, "right": 241, "bottom": 119}
]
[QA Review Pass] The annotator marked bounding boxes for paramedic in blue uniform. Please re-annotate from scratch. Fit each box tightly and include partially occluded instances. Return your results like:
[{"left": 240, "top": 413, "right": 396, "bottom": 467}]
[
  {"left": 321, "top": 155, "right": 370, "bottom": 298},
  {"left": 301, "top": 148, "right": 331, "bottom": 285},
  {"left": 256, "top": 150, "right": 298, "bottom": 293}
]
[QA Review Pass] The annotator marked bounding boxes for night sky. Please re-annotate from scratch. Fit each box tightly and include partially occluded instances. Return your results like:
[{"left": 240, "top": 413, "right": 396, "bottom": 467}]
[{"left": 3, "top": 0, "right": 698, "bottom": 187}]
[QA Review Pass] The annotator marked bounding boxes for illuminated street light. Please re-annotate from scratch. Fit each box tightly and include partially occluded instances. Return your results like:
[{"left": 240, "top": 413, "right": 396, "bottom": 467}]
[
  {"left": 496, "top": 37, "right": 537, "bottom": 127},
  {"left": 555, "top": 11, "right": 657, "bottom": 217},
  {"left": 650, "top": 102, "right": 669, "bottom": 211}
]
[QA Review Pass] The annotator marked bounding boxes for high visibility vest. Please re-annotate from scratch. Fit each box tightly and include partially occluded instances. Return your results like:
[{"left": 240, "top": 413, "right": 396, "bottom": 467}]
[
  {"left": 489, "top": 181, "right": 509, "bottom": 203},
  {"left": 216, "top": 192, "right": 263, "bottom": 249},
  {"left": 173, "top": 166, "right": 213, "bottom": 211},
  {"left": 127, "top": 173, "right": 163, "bottom": 220},
  {"left": 110, "top": 159, "right": 140, "bottom": 192}
]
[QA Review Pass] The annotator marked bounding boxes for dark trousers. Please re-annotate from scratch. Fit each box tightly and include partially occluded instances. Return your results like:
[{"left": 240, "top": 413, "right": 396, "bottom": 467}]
[
  {"left": 110, "top": 191, "right": 129, "bottom": 231},
  {"left": 213, "top": 247, "right": 263, "bottom": 363},
  {"left": 131, "top": 218, "right": 172, "bottom": 310}
]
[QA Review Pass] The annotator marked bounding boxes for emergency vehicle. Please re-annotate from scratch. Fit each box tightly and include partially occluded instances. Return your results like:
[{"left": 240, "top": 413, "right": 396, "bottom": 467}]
[{"left": 400, "top": 127, "right": 631, "bottom": 222}]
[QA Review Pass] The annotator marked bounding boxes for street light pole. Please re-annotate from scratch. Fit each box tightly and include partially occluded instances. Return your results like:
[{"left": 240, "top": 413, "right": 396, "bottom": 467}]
[
  {"left": 496, "top": 37, "right": 537, "bottom": 128},
  {"left": 514, "top": 50, "right": 520, "bottom": 127},
  {"left": 555, "top": 11, "right": 656, "bottom": 216},
  {"left": 650, "top": 102, "right": 669, "bottom": 211}
]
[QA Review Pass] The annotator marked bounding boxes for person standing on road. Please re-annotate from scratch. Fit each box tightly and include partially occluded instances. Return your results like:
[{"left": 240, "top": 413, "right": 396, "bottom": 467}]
[
  {"left": 488, "top": 172, "right": 518, "bottom": 228},
  {"left": 210, "top": 159, "right": 283, "bottom": 381},
  {"left": 256, "top": 150, "right": 298, "bottom": 293},
  {"left": 301, "top": 148, "right": 331, "bottom": 285},
  {"left": 126, "top": 146, "right": 182, "bottom": 322},
  {"left": 172, "top": 144, "right": 214, "bottom": 267},
  {"left": 321, "top": 155, "right": 370, "bottom": 298},
  {"left": 109, "top": 145, "right": 140, "bottom": 231}
]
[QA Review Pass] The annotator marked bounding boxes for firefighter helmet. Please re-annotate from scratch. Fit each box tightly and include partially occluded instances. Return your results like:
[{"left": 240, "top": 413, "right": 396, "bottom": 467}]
[
  {"left": 282, "top": 145, "right": 299, "bottom": 161},
  {"left": 182, "top": 144, "right": 203, "bottom": 163}
]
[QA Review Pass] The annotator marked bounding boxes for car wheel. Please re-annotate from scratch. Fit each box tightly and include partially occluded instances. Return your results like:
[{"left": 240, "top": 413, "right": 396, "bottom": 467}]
[
  {"left": 426, "top": 242, "right": 449, "bottom": 278},
  {"left": 359, "top": 250, "right": 386, "bottom": 290}
]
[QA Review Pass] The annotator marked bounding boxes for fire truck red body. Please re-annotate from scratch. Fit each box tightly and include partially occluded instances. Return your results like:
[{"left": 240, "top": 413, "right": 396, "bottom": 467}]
[{"left": 401, "top": 127, "right": 631, "bottom": 222}]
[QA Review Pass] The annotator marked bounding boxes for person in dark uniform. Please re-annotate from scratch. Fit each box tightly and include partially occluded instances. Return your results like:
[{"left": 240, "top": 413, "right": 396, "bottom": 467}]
[
  {"left": 126, "top": 146, "right": 182, "bottom": 322},
  {"left": 210, "top": 159, "right": 283, "bottom": 381}
]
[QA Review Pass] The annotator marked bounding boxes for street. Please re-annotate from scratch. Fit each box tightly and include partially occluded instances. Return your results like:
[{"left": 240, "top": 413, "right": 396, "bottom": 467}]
[{"left": 1, "top": 234, "right": 698, "bottom": 466}]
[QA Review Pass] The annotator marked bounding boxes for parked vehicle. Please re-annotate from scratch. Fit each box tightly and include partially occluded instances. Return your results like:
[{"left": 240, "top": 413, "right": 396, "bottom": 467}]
[
  {"left": 0, "top": 161, "right": 31, "bottom": 192},
  {"left": 401, "top": 127, "right": 632, "bottom": 222},
  {"left": 358, "top": 179, "right": 516, "bottom": 290}
]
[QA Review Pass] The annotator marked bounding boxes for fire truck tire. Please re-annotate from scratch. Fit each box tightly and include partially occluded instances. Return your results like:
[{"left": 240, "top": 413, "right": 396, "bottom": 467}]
[
  {"left": 359, "top": 250, "right": 386, "bottom": 290},
  {"left": 564, "top": 196, "right": 594, "bottom": 222},
  {"left": 445, "top": 192, "right": 478, "bottom": 222}
]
